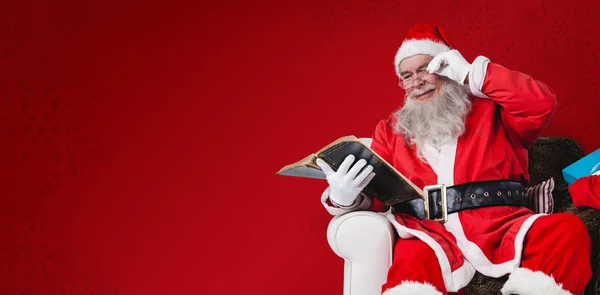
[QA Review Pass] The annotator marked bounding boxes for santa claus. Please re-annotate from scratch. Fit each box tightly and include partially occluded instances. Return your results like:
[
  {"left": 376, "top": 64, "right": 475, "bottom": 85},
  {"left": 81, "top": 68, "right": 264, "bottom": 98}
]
[{"left": 317, "top": 22, "right": 592, "bottom": 295}]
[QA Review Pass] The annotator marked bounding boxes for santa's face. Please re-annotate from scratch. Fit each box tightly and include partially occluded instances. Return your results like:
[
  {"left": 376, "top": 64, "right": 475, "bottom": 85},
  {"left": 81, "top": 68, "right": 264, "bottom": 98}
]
[
  {"left": 393, "top": 54, "right": 472, "bottom": 159},
  {"left": 398, "top": 54, "right": 444, "bottom": 101}
]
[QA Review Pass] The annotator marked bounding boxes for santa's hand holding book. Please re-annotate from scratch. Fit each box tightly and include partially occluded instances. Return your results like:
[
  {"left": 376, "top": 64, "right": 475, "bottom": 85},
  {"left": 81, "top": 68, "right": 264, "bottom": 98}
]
[{"left": 316, "top": 155, "right": 375, "bottom": 207}]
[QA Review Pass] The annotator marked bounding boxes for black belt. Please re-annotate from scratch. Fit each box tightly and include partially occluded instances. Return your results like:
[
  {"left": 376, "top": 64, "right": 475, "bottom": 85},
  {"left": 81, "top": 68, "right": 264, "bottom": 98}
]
[{"left": 393, "top": 180, "right": 527, "bottom": 223}]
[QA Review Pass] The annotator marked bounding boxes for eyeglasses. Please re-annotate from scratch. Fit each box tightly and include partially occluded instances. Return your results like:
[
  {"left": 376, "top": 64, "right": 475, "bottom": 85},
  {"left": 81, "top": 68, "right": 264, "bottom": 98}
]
[{"left": 398, "top": 71, "right": 435, "bottom": 89}]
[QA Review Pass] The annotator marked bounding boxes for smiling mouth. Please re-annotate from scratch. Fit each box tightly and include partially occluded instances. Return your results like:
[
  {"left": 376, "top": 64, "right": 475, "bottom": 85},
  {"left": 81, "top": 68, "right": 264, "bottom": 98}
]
[{"left": 416, "top": 89, "right": 434, "bottom": 98}]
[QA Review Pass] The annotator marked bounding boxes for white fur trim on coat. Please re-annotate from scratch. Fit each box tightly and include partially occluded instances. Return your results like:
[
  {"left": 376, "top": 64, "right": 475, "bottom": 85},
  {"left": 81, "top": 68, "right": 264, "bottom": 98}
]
[
  {"left": 394, "top": 137, "right": 476, "bottom": 292},
  {"left": 385, "top": 212, "right": 476, "bottom": 292},
  {"left": 500, "top": 268, "right": 574, "bottom": 295},
  {"left": 383, "top": 281, "right": 443, "bottom": 295},
  {"left": 444, "top": 212, "right": 545, "bottom": 278},
  {"left": 394, "top": 39, "right": 451, "bottom": 77}
]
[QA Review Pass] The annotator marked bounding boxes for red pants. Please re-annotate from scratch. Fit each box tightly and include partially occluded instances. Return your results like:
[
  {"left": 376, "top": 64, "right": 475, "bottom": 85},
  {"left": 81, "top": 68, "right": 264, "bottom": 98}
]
[{"left": 382, "top": 213, "right": 592, "bottom": 295}]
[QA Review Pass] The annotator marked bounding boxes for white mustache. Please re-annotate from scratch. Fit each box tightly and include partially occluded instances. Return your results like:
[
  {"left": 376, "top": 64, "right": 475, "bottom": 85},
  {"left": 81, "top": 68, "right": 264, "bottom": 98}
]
[{"left": 409, "top": 85, "right": 436, "bottom": 98}]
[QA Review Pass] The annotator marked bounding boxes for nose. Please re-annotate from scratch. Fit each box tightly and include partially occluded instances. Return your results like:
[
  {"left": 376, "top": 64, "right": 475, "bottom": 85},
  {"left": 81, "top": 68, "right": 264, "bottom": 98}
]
[{"left": 412, "top": 77, "right": 426, "bottom": 88}]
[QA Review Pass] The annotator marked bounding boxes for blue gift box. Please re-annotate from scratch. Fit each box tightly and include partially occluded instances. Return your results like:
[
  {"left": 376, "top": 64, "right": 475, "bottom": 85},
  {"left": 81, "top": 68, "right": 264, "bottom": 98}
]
[{"left": 562, "top": 148, "right": 600, "bottom": 185}]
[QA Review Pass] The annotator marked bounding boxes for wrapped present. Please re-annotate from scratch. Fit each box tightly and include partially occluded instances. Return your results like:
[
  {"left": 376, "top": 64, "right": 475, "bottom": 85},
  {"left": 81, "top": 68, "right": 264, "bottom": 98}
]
[
  {"left": 562, "top": 148, "right": 600, "bottom": 185},
  {"left": 569, "top": 175, "right": 600, "bottom": 209}
]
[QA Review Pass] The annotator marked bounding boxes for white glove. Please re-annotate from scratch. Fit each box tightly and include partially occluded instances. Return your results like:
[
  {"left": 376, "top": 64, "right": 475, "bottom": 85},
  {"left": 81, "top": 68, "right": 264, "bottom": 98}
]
[
  {"left": 426, "top": 49, "right": 471, "bottom": 85},
  {"left": 316, "top": 155, "right": 376, "bottom": 207}
]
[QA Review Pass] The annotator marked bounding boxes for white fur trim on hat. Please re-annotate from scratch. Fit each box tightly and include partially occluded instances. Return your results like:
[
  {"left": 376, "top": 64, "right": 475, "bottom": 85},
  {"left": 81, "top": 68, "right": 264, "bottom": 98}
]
[
  {"left": 500, "top": 268, "right": 574, "bottom": 295},
  {"left": 394, "top": 39, "right": 451, "bottom": 77},
  {"left": 383, "top": 281, "right": 443, "bottom": 295}
]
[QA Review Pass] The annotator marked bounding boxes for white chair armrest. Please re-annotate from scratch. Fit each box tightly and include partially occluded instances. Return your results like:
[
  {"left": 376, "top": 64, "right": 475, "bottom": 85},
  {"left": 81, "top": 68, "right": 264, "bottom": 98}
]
[{"left": 327, "top": 211, "right": 395, "bottom": 295}]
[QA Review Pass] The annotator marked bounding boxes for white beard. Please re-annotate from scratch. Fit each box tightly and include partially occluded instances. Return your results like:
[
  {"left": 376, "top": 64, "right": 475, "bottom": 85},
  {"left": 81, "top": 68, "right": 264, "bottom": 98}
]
[{"left": 393, "top": 79, "right": 472, "bottom": 162}]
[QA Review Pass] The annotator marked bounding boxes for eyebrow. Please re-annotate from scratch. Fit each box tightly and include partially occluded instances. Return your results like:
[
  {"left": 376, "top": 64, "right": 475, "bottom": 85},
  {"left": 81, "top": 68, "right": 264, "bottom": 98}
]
[{"left": 400, "top": 62, "right": 430, "bottom": 77}]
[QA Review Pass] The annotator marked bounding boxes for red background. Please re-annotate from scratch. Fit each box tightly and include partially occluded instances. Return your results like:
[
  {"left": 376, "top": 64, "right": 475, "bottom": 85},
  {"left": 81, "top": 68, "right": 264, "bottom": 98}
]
[{"left": 2, "top": 0, "right": 600, "bottom": 294}]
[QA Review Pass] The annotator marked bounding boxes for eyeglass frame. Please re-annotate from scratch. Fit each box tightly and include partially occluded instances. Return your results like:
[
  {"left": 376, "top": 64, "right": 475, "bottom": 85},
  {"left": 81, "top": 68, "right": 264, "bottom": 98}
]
[{"left": 398, "top": 70, "right": 436, "bottom": 90}]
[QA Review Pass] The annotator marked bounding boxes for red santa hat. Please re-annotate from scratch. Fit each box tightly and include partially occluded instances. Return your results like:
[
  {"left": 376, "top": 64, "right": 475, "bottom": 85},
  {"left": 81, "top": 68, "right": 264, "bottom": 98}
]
[{"left": 394, "top": 22, "right": 455, "bottom": 77}]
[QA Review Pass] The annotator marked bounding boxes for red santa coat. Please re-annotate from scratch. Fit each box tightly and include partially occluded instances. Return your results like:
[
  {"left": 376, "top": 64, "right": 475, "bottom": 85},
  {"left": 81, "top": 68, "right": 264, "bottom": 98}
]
[{"left": 322, "top": 57, "right": 558, "bottom": 292}]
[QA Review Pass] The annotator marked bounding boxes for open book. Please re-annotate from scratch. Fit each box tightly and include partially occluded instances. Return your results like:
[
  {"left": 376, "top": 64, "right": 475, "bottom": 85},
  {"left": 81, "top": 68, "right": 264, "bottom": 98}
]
[{"left": 276, "top": 135, "right": 424, "bottom": 206}]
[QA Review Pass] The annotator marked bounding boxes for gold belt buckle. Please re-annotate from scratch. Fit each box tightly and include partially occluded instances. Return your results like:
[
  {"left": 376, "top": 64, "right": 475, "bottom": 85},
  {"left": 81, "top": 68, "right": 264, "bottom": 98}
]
[{"left": 423, "top": 184, "right": 448, "bottom": 224}]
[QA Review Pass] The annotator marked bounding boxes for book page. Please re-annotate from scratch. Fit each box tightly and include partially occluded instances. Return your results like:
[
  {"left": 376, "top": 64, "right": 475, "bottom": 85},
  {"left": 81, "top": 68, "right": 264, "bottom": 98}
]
[
  {"left": 276, "top": 153, "right": 317, "bottom": 175},
  {"left": 276, "top": 166, "right": 326, "bottom": 179}
]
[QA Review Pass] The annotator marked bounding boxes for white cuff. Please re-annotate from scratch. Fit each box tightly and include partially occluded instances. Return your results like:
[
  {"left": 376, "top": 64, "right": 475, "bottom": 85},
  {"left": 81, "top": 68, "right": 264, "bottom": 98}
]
[
  {"left": 383, "top": 281, "right": 443, "bottom": 295},
  {"left": 468, "top": 55, "right": 491, "bottom": 98},
  {"left": 500, "top": 268, "right": 574, "bottom": 295},
  {"left": 330, "top": 196, "right": 360, "bottom": 208},
  {"left": 320, "top": 187, "right": 371, "bottom": 216}
]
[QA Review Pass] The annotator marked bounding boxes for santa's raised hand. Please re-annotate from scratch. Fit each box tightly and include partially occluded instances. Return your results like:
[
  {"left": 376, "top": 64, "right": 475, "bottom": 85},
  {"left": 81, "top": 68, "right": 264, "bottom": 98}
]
[{"left": 426, "top": 49, "right": 471, "bottom": 85}]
